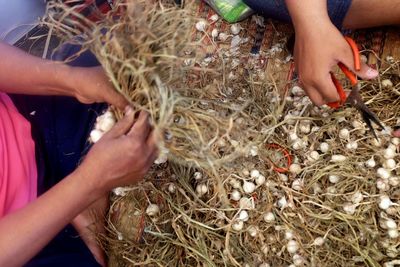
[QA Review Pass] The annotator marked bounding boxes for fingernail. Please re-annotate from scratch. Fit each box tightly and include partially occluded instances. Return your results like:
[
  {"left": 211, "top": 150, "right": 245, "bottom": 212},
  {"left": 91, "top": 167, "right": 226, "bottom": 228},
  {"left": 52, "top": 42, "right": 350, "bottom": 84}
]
[
  {"left": 124, "top": 106, "right": 133, "bottom": 116},
  {"left": 366, "top": 68, "right": 378, "bottom": 79}
]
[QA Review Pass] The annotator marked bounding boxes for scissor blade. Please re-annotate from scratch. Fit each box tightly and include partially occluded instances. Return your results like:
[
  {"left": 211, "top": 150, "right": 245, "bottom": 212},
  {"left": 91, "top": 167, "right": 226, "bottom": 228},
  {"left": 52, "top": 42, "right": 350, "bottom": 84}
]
[{"left": 361, "top": 112, "right": 380, "bottom": 140}]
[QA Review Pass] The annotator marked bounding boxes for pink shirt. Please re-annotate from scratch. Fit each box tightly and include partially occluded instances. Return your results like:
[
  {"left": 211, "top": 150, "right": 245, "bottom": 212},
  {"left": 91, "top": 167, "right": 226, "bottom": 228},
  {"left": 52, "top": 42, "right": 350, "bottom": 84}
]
[{"left": 0, "top": 93, "right": 37, "bottom": 216}]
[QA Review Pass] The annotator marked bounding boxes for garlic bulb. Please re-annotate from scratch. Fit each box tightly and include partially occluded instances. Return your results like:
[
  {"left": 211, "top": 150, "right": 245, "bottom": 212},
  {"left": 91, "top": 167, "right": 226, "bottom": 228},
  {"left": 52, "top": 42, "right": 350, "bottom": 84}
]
[
  {"left": 196, "top": 184, "right": 208, "bottom": 196},
  {"left": 229, "top": 178, "right": 241, "bottom": 189},
  {"left": 211, "top": 28, "right": 219, "bottom": 38},
  {"left": 247, "top": 225, "right": 258, "bottom": 237},
  {"left": 328, "top": 175, "right": 340, "bottom": 184},
  {"left": 292, "top": 254, "right": 304, "bottom": 266},
  {"left": 382, "top": 79, "right": 393, "bottom": 88},
  {"left": 98, "top": 116, "right": 116, "bottom": 132},
  {"left": 377, "top": 179, "right": 390, "bottom": 191},
  {"left": 230, "top": 24, "right": 241, "bottom": 35},
  {"left": 313, "top": 237, "right": 325, "bottom": 246},
  {"left": 391, "top": 137, "right": 400, "bottom": 145},
  {"left": 319, "top": 142, "right": 330, "bottom": 153},
  {"left": 195, "top": 20, "right": 207, "bottom": 31},
  {"left": 346, "top": 141, "right": 358, "bottom": 150},
  {"left": 291, "top": 86, "right": 305, "bottom": 96},
  {"left": 299, "top": 123, "right": 311, "bottom": 134},
  {"left": 365, "top": 157, "right": 376, "bottom": 168},
  {"left": 277, "top": 196, "right": 288, "bottom": 209},
  {"left": 339, "top": 128, "right": 350, "bottom": 139},
  {"left": 250, "top": 169, "right": 260, "bottom": 178},
  {"left": 210, "top": 14, "right": 219, "bottom": 22},
  {"left": 218, "top": 32, "right": 229, "bottom": 41},
  {"left": 238, "top": 210, "right": 249, "bottom": 221},
  {"left": 385, "top": 219, "right": 397, "bottom": 229},
  {"left": 286, "top": 240, "right": 299, "bottom": 254},
  {"left": 255, "top": 175, "right": 266, "bottom": 186},
  {"left": 239, "top": 197, "right": 254, "bottom": 209},
  {"left": 263, "top": 212, "right": 275, "bottom": 222},
  {"left": 194, "top": 171, "right": 203, "bottom": 180},
  {"left": 292, "top": 179, "right": 303, "bottom": 191},
  {"left": 384, "top": 159, "right": 396, "bottom": 169},
  {"left": 289, "top": 164, "right": 302, "bottom": 174},
  {"left": 388, "top": 229, "right": 399, "bottom": 239},
  {"left": 146, "top": 204, "right": 160, "bottom": 216},
  {"left": 285, "top": 230, "right": 294, "bottom": 240},
  {"left": 168, "top": 183, "right": 176, "bottom": 193},
  {"left": 379, "top": 195, "right": 394, "bottom": 210},
  {"left": 384, "top": 148, "right": 396, "bottom": 159},
  {"left": 230, "top": 190, "right": 241, "bottom": 201},
  {"left": 90, "top": 129, "right": 103, "bottom": 143},
  {"left": 343, "top": 203, "right": 357, "bottom": 215},
  {"left": 308, "top": 151, "right": 320, "bottom": 162},
  {"left": 389, "top": 176, "right": 400, "bottom": 186},
  {"left": 243, "top": 181, "right": 256, "bottom": 194},
  {"left": 377, "top": 168, "right": 391, "bottom": 179},
  {"left": 279, "top": 174, "right": 289, "bottom": 182},
  {"left": 351, "top": 191, "right": 364, "bottom": 204},
  {"left": 331, "top": 155, "right": 347, "bottom": 162},
  {"left": 232, "top": 220, "right": 244, "bottom": 231}
]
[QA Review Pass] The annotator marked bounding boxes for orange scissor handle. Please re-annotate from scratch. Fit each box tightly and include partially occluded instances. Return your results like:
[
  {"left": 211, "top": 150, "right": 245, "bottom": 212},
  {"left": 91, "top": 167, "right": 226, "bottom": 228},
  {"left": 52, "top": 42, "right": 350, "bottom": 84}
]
[{"left": 327, "top": 36, "right": 361, "bottom": 109}]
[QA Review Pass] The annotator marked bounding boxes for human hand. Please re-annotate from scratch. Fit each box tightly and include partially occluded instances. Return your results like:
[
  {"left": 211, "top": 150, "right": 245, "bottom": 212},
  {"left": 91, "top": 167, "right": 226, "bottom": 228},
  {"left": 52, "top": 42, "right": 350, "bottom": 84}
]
[
  {"left": 77, "top": 107, "right": 159, "bottom": 193},
  {"left": 68, "top": 66, "right": 129, "bottom": 110},
  {"left": 292, "top": 19, "right": 378, "bottom": 106}
]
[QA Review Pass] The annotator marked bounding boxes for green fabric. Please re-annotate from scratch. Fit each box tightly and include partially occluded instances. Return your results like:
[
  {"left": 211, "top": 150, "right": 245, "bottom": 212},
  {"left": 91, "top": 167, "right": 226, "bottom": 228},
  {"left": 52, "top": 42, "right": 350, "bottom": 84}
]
[{"left": 205, "top": 0, "right": 253, "bottom": 23}]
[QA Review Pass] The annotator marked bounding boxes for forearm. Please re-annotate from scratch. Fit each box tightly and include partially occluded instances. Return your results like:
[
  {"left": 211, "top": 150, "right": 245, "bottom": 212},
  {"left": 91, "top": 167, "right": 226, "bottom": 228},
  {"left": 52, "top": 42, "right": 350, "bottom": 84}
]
[
  {"left": 0, "top": 41, "right": 76, "bottom": 97},
  {"left": 0, "top": 171, "right": 102, "bottom": 267},
  {"left": 285, "top": 0, "right": 330, "bottom": 31}
]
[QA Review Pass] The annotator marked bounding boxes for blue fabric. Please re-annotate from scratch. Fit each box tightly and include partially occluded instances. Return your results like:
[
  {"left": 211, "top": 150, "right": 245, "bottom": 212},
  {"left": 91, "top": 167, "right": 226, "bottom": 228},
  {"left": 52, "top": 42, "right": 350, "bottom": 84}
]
[
  {"left": 10, "top": 45, "right": 104, "bottom": 267},
  {"left": 243, "top": 0, "right": 353, "bottom": 29}
]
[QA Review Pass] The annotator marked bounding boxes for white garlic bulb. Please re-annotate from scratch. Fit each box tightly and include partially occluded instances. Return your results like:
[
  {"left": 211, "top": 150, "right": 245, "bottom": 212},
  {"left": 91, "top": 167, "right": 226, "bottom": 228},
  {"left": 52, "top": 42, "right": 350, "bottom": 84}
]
[
  {"left": 243, "top": 181, "right": 256, "bottom": 194},
  {"left": 232, "top": 220, "right": 244, "bottom": 231},
  {"left": 211, "top": 28, "right": 219, "bottom": 38},
  {"left": 292, "top": 179, "right": 303, "bottom": 191},
  {"left": 365, "top": 157, "right": 376, "bottom": 168},
  {"left": 351, "top": 191, "right": 364, "bottom": 204},
  {"left": 263, "top": 212, "right": 275, "bottom": 222},
  {"left": 277, "top": 197, "right": 288, "bottom": 209},
  {"left": 379, "top": 195, "right": 394, "bottom": 210},
  {"left": 168, "top": 183, "right": 176, "bottom": 193},
  {"left": 377, "top": 168, "right": 391, "bottom": 179},
  {"left": 250, "top": 169, "right": 260, "bottom": 179},
  {"left": 230, "top": 190, "right": 241, "bottom": 201},
  {"left": 285, "top": 230, "right": 294, "bottom": 240},
  {"left": 339, "top": 128, "right": 350, "bottom": 139},
  {"left": 385, "top": 218, "right": 397, "bottom": 229},
  {"left": 384, "top": 159, "right": 396, "bottom": 169},
  {"left": 239, "top": 197, "right": 254, "bottom": 209},
  {"left": 343, "top": 203, "right": 357, "bottom": 215},
  {"left": 382, "top": 79, "right": 393, "bottom": 88},
  {"left": 255, "top": 175, "right": 266, "bottom": 186},
  {"left": 238, "top": 210, "right": 249, "bottom": 222},
  {"left": 331, "top": 155, "right": 347, "bottom": 162},
  {"left": 388, "top": 229, "right": 399, "bottom": 239},
  {"left": 146, "top": 204, "right": 160, "bottom": 216},
  {"left": 195, "top": 20, "right": 207, "bottom": 31},
  {"left": 194, "top": 171, "right": 203, "bottom": 180},
  {"left": 289, "top": 164, "right": 302, "bottom": 174},
  {"left": 247, "top": 225, "right": 258, "bottom": 237},
  {"left": 313, "top": 237, "right": 325, "bottom": 246},
  {"left": 384, "top": 148, "right": 396, "bottom": 159},
  {"left": 319, "top": 142, "right": 330, "bottom": 153},
  {"left": 286, "top": 240, "right": 299, "bottom": 254},
  {"left": 308, "top": 151, "right": 320, "bottom": 162},
  {"left": 90, "top": 129, "right": 104, "bottom": 143},
  {"left": 328, "top": 175, "right": 340, "bottom": 184},
  {"left": 230, "top": 24, "right": 241, "bottom": 35},
  {"left": 196, "top": 184, "right": 208, "bottom": 196},
  {"left": 292, "top": 254, "right": 304, "bottom": 266},
  {"left": 210, "top": 14, "right": 219, "bottom": 22},
  {"left": 346, "top": 141, "right": 358, "bottom": 150}
]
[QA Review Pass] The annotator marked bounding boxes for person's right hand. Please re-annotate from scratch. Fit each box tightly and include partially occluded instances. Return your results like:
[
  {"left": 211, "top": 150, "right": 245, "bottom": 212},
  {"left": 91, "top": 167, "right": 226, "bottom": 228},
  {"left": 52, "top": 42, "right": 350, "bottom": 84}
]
[
  {"left": 293, "top": 19, "right": 378, "bottom": 106},
  {"left": 77, "top": 107, "right": 159, "bottom": 193}
]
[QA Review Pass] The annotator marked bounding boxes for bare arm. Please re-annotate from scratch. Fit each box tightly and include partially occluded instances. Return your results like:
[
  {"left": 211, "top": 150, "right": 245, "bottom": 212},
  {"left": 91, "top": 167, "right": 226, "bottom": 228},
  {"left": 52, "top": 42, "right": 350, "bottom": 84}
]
[
  {"left": 0, "top": 41, "right": 128, "bottom": 109},
  {"left": 285, "top": 0, "right": 378, "bottom": 106},
  {"left": 0, "top": 110, "right": 158, "bottom": 267}
]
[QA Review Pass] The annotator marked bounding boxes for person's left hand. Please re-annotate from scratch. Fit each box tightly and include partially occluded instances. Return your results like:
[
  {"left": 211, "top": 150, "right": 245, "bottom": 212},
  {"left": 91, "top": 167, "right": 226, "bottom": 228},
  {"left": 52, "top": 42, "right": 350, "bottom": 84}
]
[{"left": 68, "top": 66, "right": 129, "bottom": 110}]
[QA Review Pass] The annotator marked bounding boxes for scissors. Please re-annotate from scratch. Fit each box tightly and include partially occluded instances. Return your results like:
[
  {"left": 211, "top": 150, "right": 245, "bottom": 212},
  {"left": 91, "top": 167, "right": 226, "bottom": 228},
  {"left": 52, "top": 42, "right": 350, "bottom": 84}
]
[{"left": 327, "top": 37, "right": 384, "bottom": 140}]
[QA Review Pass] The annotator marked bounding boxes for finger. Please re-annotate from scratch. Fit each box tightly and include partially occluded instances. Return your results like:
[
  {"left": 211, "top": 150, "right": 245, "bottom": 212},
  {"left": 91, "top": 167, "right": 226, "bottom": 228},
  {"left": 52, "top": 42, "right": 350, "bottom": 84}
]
[
  {"left": 339, "top": 45, "right": 379, "bottom": 81},
  {"left": 127, "top": 111, "right": 151, "bottom": 140},
  {"left": 104, "top": 106, "right": 135, "bottom": 138},
  {"left": 300, "top": 83, "right": 326, "bottom": 106},
  {"left": 314, "top": 75, "right": 341, "bottom": 103},
  {"left": 104, "top": 89, "right": 130, "bottom": 110}
]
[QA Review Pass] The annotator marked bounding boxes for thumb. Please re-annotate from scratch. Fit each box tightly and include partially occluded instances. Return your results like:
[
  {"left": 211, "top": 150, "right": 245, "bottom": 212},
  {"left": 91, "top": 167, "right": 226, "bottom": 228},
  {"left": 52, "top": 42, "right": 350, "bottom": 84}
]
[
  {"left": 354, "top": 62, "right": 379, "bottom": 80},
  {"left": 105, "top": 106, "right": 135, "bottom": 138},
  {"left": 104, "top": 88, "right": 130, "bottom": 110}
]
